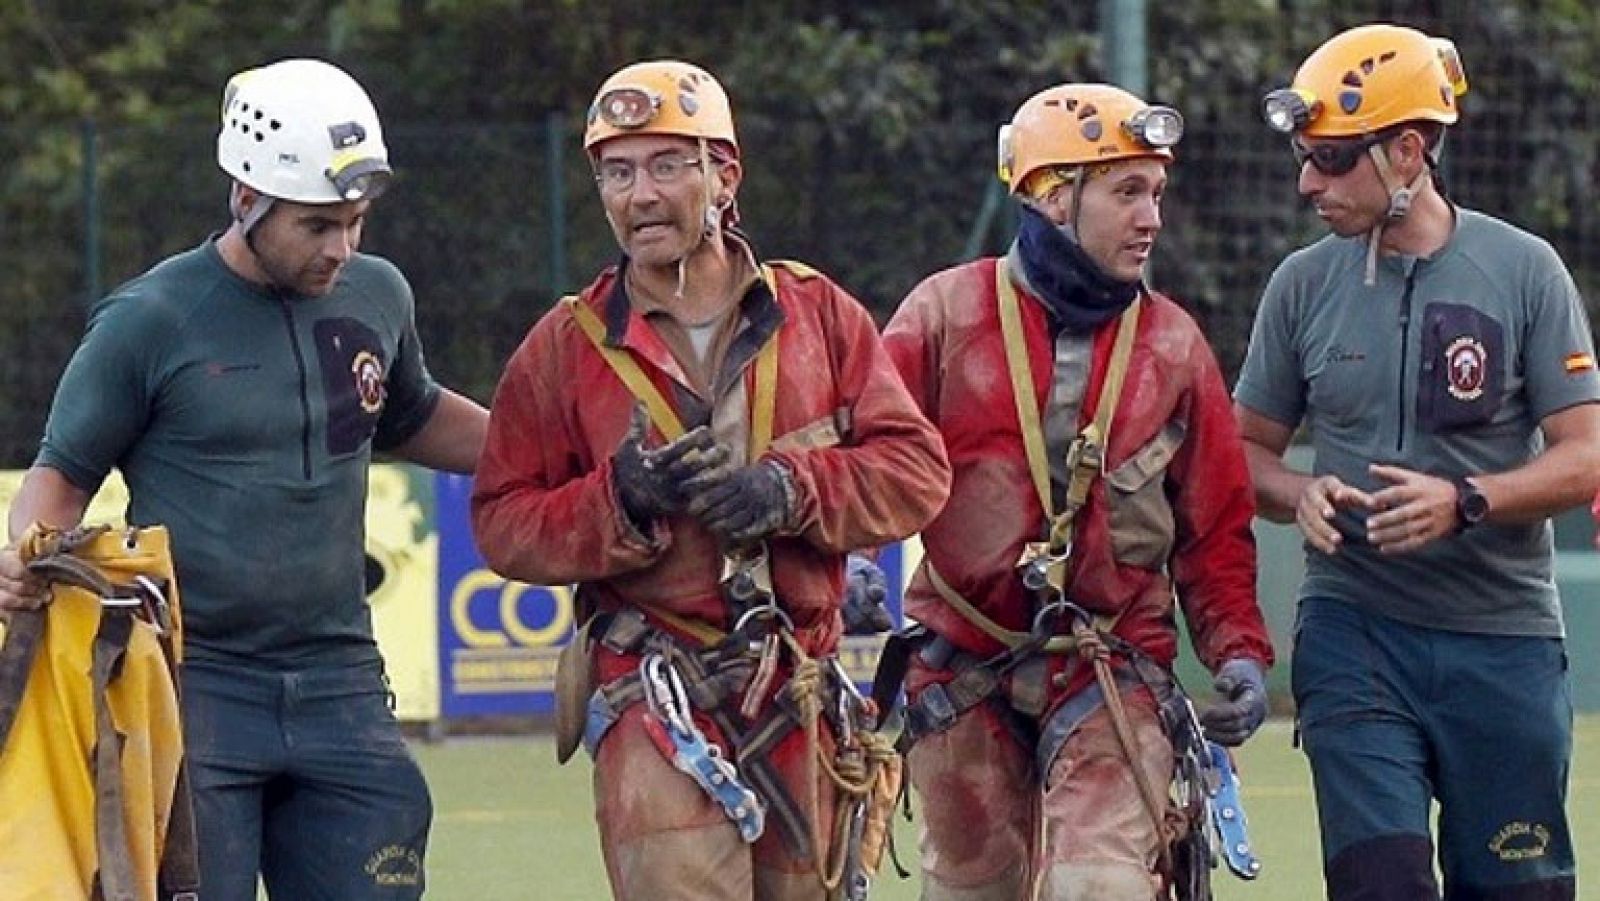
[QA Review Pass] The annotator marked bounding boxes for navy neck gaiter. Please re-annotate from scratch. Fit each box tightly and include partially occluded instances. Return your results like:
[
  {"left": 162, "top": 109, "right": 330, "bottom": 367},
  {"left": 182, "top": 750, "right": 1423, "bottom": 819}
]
[{"left": 1014, "top": 204, "right": 1140, "bottom": 334}]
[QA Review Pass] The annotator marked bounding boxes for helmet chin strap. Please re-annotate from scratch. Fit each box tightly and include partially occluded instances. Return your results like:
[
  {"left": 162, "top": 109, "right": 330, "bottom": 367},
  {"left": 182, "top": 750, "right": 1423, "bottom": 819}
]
[
  {"left": 1361, "top": 142, "right": 1430, "bottom": 285},
  {"left": 1066, "top": 164, "right": 1088, "bottom": 239},
  {"left": 229, "top": 183, "right": 276, "bottom": 247},
  {"left": 228, "top": 182, "right": 294, "bottom": 293}
]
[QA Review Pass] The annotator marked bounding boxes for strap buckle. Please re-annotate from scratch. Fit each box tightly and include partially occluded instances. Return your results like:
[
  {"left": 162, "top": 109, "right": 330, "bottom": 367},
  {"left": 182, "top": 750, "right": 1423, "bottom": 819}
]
[
  {"left": 721, "top": 544, "right": 776, "bottom": 619},
  {"left": 1016, "top": 541, "right": 1069, "bottom": 595},
  {"left": 133, "top": 574, "right": 172, "bottom": 634}
]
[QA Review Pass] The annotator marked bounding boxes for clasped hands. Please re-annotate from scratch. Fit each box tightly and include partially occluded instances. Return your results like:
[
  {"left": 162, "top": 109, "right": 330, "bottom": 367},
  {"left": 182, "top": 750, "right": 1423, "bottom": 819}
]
[
  {"left": 1296, "top": 463, "right": 1462, "bottom": 555},
  {"left": 612, "top": 404, "right": 791, "bottom": 545}
]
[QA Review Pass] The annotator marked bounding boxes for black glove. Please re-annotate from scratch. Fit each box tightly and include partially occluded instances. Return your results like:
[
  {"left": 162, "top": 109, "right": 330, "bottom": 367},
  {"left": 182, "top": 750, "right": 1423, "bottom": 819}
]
[
  {"left": 841, "top": 553, "right": 892, "bottom": 634},
  {"left": 684, "top": 459, "right": 793, "bottom": 546},
  {"left": 612, "top": 405, "right": 726, "bottom": 528},
  {"left": 1198, "top": 658, "right": 1268, "bottom": 747}
]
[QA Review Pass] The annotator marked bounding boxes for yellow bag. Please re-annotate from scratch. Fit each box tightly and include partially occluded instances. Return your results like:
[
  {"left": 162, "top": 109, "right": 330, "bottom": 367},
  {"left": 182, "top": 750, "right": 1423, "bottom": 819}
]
[{"left": 0, "top": 524, "right": 196, "bottom": 901}]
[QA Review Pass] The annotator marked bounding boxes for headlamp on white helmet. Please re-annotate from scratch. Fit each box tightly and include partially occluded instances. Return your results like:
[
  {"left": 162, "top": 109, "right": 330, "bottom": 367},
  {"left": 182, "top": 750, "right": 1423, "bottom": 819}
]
[{"left": 218, "top": 59, "right": 392, "bottom": 206}]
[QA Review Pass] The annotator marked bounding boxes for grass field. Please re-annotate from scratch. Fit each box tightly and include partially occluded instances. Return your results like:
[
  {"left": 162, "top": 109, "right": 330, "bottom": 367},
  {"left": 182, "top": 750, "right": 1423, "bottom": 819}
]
[{"left": 413, "top": 715, "right": 1600, "bottom": 899}]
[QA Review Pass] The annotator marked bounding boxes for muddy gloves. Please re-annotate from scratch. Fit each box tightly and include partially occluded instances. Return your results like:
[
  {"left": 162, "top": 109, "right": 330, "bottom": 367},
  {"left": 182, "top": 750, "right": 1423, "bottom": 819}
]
[
  {"left": 1199, "top": 658, "right": 1268, "bottom": 747},
  {"left": 841, "top": 553, "right": 893, "bottom": 635},
  {"left": 612, "top": 405, "right": 728, "bottom": 529},
  {"left": 685, "top": 459, "right": 795, "bottom": 546}
]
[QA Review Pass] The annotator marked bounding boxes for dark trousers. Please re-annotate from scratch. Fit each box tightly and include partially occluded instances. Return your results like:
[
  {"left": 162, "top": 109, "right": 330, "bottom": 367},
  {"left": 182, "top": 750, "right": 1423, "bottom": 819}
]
[
  {"left": 181, "top": 658, "right": 432, "bottom": 900},
  {"left": 1293, "top": 597, "right": 1575, "bottom": 901}
]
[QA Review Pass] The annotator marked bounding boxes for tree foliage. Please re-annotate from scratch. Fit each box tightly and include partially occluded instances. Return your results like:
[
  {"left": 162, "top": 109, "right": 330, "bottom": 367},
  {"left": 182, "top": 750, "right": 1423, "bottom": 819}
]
[{"left": 4, "top": 1, "right": 1600, "bottom": 465}]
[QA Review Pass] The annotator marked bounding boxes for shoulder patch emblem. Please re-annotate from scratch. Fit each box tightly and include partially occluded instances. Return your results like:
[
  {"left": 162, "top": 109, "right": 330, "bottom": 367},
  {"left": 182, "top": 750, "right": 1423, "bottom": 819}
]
[
  {"left": 351, "top": 350, "right": 386, "bottom": 413},
  {"left": 1445, "top": 335, "right": 1487, "bottom": 401},
  {"left": 1563, "top": 352, "right": 1595, "bottom": 374}
]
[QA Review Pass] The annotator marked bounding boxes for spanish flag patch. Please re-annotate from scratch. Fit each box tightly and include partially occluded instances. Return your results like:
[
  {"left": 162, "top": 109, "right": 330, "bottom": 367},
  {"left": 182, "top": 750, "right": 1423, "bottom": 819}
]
[{"left": 1564, "top": 352, "right": 1595, "bottom": 373}]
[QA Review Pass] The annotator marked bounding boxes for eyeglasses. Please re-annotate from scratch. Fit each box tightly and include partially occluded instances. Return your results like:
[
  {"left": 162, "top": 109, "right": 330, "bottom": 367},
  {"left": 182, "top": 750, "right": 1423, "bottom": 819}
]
[
  {"left": 1290, "top": 131, "right": 1392, "bottom": 177},
  {"left": 594, "top": 154, "right": 705, "bottom": 192}
]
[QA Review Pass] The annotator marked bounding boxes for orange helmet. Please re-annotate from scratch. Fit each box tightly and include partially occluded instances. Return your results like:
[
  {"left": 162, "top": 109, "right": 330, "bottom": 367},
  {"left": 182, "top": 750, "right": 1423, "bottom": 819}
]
[
  {"left": 997, "top": 83, "right": 1182, "bottom": 193},
  {"left": 1263, "top": 23, "right": 1468, "bottom": 138},
  {"left": 583, "top": 60, "right": 737, "bottom": 155}
]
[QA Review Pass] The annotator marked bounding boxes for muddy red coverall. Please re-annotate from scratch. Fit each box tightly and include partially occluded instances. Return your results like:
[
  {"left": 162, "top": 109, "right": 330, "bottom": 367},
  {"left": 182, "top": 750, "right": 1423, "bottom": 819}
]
[
  {"left": 882, "top": 256, "right": 1274, "bottom": 898},
  {"left": 473, "top": 259, "right": 949, "bottom": 898}
]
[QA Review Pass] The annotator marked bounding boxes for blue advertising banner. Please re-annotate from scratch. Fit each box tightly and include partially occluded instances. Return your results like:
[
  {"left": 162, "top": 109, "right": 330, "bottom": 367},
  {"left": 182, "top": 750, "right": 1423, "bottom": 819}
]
[
  {"left": 436, "top": 473, "right": 573, "bottom": 716},
  {"left": 434, "top": 472, "right": 910, "bottom": 718}
]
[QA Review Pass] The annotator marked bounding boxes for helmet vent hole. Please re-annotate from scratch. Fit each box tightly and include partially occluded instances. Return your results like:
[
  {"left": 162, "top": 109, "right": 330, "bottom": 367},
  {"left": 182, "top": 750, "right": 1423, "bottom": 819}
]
[
  {"left": 1078, "top": 103, "right": 1097, "bottom": 120},
  {"left": 1380, "top": 51, "right": 1396, "bottom": 64},
  {"left": 1342, "top": 71, "right": 1363, "bottom": 88},
  {"left": 254, "top": 131, "right": 265, "bottom": 142},
  {"left": 270, "top": 120, "right": 281, "bottom": 130},
  {"left": 242, "top": 161, "right": 252, "bottom": 172}
]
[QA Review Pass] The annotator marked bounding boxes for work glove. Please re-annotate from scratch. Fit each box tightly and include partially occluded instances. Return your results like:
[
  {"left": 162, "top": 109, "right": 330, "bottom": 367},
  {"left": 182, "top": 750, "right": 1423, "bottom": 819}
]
[
  {"left": 612, "top": 404, "right": 727, "bottom": 528},
  {"left": 684, "top": 458, "right": 794, "bottom": 546},
  {"left": 841, "top": 553, "right": 893, "bottom": 635},
  {"left": 1198, "top": 658, "right": 1268, "bottom": 747}
]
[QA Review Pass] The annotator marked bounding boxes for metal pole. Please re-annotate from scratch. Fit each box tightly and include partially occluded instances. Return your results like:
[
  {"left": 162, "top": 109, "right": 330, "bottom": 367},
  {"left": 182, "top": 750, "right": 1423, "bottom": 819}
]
[
  {"left": 81, "top": 119, "right": 101, "bottom": 303},
  {"left": 1101, "top": 0, "right": 1148, "bottom": 95},
  {"left": 545, "top": 111, "right": 567, "bottom": 295},
  {"left": 962, "top": 179, "right": 1007, "bottom": 262}
]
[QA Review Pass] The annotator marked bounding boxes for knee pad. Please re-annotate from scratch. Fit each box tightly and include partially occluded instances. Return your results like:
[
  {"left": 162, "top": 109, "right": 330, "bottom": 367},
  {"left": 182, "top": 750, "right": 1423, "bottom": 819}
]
[
  {"left": 1327, "top": 834, "right": 1437, "bottom": 900},
  {"left": 1445, "top": 876, "right": 1576, "bottom": 900}
]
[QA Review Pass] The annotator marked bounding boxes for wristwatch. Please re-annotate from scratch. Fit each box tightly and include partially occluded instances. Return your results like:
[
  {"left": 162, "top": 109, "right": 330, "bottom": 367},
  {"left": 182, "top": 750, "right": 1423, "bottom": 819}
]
[{"left": 1453, "top": 476, "right": 1489, "bottom": 532}]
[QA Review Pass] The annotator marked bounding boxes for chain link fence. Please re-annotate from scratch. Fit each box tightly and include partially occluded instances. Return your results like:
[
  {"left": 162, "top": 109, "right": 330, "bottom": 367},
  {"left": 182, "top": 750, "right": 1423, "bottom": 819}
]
[{"left": 3, "top": 6, "right": 1598, "bottom": 468}]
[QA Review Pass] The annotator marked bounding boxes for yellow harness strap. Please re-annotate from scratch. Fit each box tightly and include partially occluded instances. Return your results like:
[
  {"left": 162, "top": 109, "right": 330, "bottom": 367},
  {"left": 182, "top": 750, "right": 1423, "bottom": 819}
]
[
  {"left": 922, "top": 558, "right": 1113, "bottom": 654},
  {"left": 996, "top": 258, "right": 1141, "bottom": 586},
  {"left": 565, "top": 268, "right": 780, "bottom": 458},
  {"left": 567, "top": 296, "right": 687, "bottom": 441},
  {"left": 566, "top": 271, "right": 784, "bottom": 638},
  {"left": 642, "top": 606, "right": 728, "bottom": 648}
]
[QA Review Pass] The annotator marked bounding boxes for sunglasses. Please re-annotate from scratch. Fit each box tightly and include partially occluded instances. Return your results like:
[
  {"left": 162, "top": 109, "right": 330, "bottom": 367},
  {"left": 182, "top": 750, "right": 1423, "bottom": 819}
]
[{"left": 1291, "top": 130, "right": 1394, "bottom": 177}]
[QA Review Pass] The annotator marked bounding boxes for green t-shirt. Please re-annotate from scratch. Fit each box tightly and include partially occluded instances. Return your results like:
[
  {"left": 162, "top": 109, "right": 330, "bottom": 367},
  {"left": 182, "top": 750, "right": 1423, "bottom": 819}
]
[
  {"left": 37, "top": 240, "right": 441, "bottom": 665},
  {"left": 1235, "top": 208, "right": 1600, "bottom": 637}
]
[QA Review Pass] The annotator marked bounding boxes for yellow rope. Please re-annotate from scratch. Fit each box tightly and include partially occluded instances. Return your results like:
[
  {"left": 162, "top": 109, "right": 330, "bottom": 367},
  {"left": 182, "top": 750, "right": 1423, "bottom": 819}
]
[{"left": 778, "top": 630, "right": 894, "bottom": 894}]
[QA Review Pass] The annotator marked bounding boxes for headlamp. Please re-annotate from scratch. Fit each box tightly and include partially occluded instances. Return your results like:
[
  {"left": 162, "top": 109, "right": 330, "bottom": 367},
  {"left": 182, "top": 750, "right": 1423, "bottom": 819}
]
[
  {"left": 596, "top": 87, "right": 661, "bottom": 130},
  {"left": 1433, "top": 38, "right": 1469, "bottom": 98},
  {"left": 995, "top": 123, "right": 1015, "bottom": 186},
  {"left": 326, "top": 152, "right": 393, "bottom": 201},
  {"left": 1262, "top": 88, "right": 1321, "bottom": 134},
  {"left": 1124, "top": 106, "right": 1184, "bottom": 149}
]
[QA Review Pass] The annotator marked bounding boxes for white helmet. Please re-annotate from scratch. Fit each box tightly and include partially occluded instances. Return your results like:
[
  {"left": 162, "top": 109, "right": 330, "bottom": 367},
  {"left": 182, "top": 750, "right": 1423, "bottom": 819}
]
[{"left": 217, "top": 59, "right": 391, "bottom": 204}]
